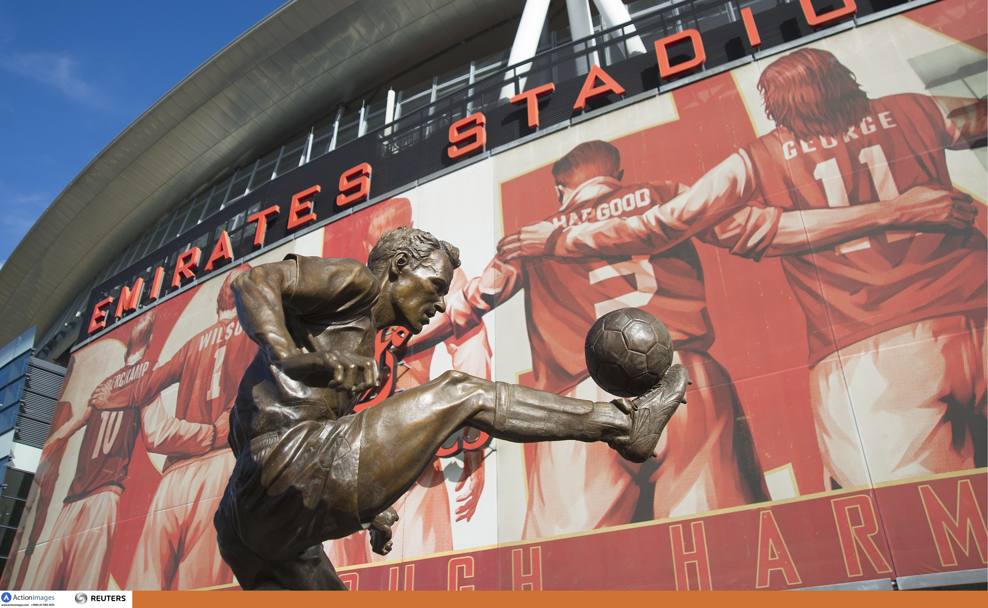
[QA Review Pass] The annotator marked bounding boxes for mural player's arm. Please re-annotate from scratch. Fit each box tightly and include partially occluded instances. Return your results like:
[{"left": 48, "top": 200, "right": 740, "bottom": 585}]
[
  {"left": 442, "top": 268, "right": 491, "bottom": 522},
  {"left": 700, "top": 188, "right": 975, "bottom": 259},
  {"left": 232, "top": 256, "right": 380, "bottom": 394},
  {"left": 91, "top": 350, "right": 228, "bottom": 455},
  {"left": 934, "top": 95, "right": 987, "bottom": 148},
  {"left": 141, "top": 396, "right": 227, "bottom": 456},
  {"left": 499, "top": 155, "right": 977, "bottom": 261},
  {"left": 407, "top": 257, "right": 523, "bottom": 354}
]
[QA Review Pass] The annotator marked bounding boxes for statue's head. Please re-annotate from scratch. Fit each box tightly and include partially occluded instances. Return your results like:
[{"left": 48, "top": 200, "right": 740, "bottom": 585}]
[{"left": 367, "top": 226, "right": 460, "bottom": 333}]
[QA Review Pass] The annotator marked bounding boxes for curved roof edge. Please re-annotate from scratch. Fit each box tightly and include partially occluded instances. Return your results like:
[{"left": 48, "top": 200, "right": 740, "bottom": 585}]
[{"left": 0, "top": 0, "right": 523, "bottom": 347}]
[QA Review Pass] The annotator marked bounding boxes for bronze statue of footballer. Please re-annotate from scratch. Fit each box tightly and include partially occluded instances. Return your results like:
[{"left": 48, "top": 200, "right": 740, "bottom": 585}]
[{"left": 214, "top": 226, "right": 688, "bottom": 590}]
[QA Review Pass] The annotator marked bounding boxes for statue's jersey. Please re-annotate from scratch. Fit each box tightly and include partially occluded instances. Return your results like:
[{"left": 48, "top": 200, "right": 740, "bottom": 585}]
[
  {"left": 742, "top": 93, "right": 987, "bottom": 363},
  {"left": 64, "top": 360, "right": 149, "bottom": 502}
]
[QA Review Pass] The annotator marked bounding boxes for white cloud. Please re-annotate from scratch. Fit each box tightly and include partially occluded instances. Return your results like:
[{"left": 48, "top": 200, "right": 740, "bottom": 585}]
[{"left": 0, "top": 51, "right": 106, "bottom": 107}]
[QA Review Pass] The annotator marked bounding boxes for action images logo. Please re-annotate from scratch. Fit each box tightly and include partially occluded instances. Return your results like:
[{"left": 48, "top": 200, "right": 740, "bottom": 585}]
[{"left": 0, "top": 592, "right": 56, "bottom": 606}]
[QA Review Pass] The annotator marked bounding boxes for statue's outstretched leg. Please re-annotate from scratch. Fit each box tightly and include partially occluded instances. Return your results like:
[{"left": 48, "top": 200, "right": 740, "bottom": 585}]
[{"left": 351, "top": 366, "right": 688, "bottom": 524}]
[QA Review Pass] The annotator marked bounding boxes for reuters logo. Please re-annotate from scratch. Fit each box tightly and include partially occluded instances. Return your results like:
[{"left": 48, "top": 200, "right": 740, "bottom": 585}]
[{"left": 75, "top": 593, "right": 88, "bottom": 604}]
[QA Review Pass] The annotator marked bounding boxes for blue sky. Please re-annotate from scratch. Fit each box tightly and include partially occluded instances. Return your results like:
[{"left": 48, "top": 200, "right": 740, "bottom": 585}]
[{"left": 0, "top": 1, "right": 284, "bottom": 267}]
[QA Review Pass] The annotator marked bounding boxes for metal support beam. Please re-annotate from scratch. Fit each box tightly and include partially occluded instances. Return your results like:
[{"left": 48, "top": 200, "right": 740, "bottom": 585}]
[
  {"left": 566, "top": 0, "right": 599, "bottom": 73},
  {"left": 357, "top": 101, "right": 368, "bottom": 137},
  {"left": 328, "top": 106, "right": 344, "bottom": 152},
  {"left": 500, "top": 0, "right": 551, "bottom": 99},
  {"left": 592, "top": 0, "right": 646, "bottom": 56}
]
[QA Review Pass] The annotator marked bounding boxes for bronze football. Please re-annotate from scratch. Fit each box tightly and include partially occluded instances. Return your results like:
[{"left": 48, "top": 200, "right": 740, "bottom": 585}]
[{"left": 584, "top": 308, "right": 674, "bottom": 398}]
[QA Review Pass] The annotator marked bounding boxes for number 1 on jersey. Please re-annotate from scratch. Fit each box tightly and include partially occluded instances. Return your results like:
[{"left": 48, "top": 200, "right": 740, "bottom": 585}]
[{"left": 813, "top": 144, "right": 914, "bottom": 254}]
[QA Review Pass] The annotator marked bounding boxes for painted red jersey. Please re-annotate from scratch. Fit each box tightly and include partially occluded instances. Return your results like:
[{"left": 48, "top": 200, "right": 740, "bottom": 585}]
[
  {"left": 518, "top": 180, "right": 713, "bottom": 392},
  {"left": 64, "top": 360, "right": 150, "bottom": 502},
  {"left": 743, "top": 93, "right": 987, "bottom": 363},
  {"left": 135, "top": 318, "right": 256, "bottom": 467}
]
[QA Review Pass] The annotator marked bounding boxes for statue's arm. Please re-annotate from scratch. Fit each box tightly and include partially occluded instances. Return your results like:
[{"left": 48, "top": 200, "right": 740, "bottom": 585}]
[
  {"left": 232, "top": 260, "right": 300, "bottom": 364},
  {"left": 233, "top": 256, "right": 380, "bottom": 391}
]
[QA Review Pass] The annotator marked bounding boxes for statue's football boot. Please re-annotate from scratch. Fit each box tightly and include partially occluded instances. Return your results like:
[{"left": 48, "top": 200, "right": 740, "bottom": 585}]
[{"left": 612, "top": 364, "right": 689, "bottom": 463}]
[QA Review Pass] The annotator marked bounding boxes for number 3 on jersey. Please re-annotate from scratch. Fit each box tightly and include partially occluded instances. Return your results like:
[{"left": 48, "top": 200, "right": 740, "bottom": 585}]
[
  {"left": 813, "top": 144, "right": 914, "bottom": 254},
  {"left": 589, "top": 256, "right": 658, "bottom": 317}
]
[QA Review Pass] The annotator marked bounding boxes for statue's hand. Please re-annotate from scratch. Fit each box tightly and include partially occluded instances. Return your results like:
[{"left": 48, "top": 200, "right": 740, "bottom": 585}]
[
  {"left": 369, "top": 508, "right": 399, "bottom": 556},
  {"left": 276, "top": 351, "right": 381, "bottom": 394}
]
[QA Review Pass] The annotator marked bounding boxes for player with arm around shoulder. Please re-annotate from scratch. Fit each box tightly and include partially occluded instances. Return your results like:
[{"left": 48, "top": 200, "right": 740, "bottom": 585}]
[{"left": 499, "top": 48, "right": 987, "bottom": 487}]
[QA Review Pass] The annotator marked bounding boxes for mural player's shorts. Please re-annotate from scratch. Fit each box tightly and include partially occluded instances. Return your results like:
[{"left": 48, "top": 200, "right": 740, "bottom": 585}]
[{"left": 216, "top": 413, "right": 365, "bottom": 561}]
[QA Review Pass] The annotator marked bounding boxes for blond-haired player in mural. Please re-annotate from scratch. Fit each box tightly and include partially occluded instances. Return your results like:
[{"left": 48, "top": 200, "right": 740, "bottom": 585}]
[
  {"left": 21, "top": 311, "right": 227, "bottom": 589},
  {"left": 499, "top": 48, "right": 987, "bottom": 487},
  {"left": 324, "top": 198, "right": 489, "bottom": 566},
  {"left": 415, "top": 140, "right": 773, "bottom": 538},
  {"left": 90, "top": 267, "right": 257, "bottom": 589}
]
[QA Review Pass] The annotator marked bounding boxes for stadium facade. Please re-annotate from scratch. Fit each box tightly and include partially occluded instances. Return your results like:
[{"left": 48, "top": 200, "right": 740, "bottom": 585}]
[{"left": 0, "top": 0, "right": 985, "bottom": 591}]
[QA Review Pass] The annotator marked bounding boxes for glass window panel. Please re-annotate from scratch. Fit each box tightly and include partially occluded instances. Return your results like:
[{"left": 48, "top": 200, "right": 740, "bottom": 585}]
[
  {"left": 242, "top": 202, "right": 264, "bottom": 246},
  {"left": 248, "top": 149, "right": 280, "bottom": 191},
  {"left": 1, "top": 470, "right": 31, "bottom": 499},
  {"left": 227, "top": 168, "right": 253, "bottom": 203},
  {"left": 179, "top": 195, "right": 209, "bottom": 234},
  {"left": 201, "top": 177, "right": 233, "bottom": 222},
  {"left": 312, "top": 113, "right": 341, "bottom": 159},
  {"left": 273, "top": 135, "right": 307, "bottom": 178},
  {"left": 1, "top": 384, "right": 22, "bottom": 411},
  {"left": 0, "top": 523, "right": 17, "bottom": 551},
  {"left": 364, "top": 106, "right": 386, "bottom": 133},
  {"left": 312, "top": 115, "right": 336, "bottom": 145},
  {"left": 335, "top": 114, "right": 360, "bottom": 148}
]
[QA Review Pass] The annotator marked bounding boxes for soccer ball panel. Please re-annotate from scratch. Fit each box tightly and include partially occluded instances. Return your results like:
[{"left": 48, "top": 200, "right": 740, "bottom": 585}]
[{"left": 584, "top": 308, "right": 674, "bottom": 398}]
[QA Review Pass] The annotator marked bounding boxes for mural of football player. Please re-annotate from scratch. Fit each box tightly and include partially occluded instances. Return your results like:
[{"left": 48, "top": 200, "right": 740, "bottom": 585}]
[
  {"left": 323, "top": 198, "right": 490, "bottom": 565},
  {"left": 416, "top": 140, "right": 772, "bottom": 538},
  {"left": 499, "top": 48, "right": 987, "bottom": 488},
  {"left": 89, "top": 266, "right": 257, "bottom": 589},
  {"left": 22, "top": 311, "right": 226, "bottom": 589}
]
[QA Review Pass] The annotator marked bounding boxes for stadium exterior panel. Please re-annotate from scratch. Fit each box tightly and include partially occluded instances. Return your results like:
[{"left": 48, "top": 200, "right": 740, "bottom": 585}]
[{"left": 0, "top": 0, "right": 985, "bottom": 591}]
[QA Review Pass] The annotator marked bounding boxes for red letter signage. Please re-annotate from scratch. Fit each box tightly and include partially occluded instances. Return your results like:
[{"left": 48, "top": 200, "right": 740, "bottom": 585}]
[
  {"left": 919, "top": 480, "right": 987, "bottom": 567},
  {"left": 204, "top": 230, "right": 234, "bottom": 272},
  {"left": 831, "top": 495, "right": 893, "bottom": 577},
  {"left": 448, "top": 113, "right": 487, "bottom": 160},
  {"left": 669, "top": 521, "right": 713, "bottom": 590},
  {"left": 287, "top": 185, "right": 321, "bottom": 231},
  {"left": 573, "top": 65, "right": 625, "bottom": 111},
  {"left": 741, "top": 7, "right": 761, "bottom": 47},
  {"left": 799, "top": 0, "right": 856, "bottom": 27},
  {"left": 755, "top": 510, "right": 802, "bottom": 588},
  {"left": 510, "top": 83, "right": 556, "bottom": 129},
  {"left": 247, "top": 205, "right": 280, "bottom": 249},
  {"left": 337, "top": 163, "right": 372, "bottom": 207},
  {"left": 148, "top": 266, "right": 165, "bottom": 302},
  {"left": 447, "top": 556, "right": 476, "bottom": 591},
  {"left": 655, "top": 29, "right": 706, "bottom": 79},
  {"left": 171, "top": 247, "right": 202, "bottom": 289},
  {"left": 88, "top": 296, "right": 115, "bottom": 335},
  {"left": 114, "top": 278, "right": 145, "bottom": 320},
  {"left": 510, "top": 546, "right": 542, "bottom": 590}
]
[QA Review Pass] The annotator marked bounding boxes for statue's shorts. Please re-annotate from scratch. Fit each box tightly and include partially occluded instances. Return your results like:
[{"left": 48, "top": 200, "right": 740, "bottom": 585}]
[{"left": 215, "top": 414, "right": 366, "bottom": 565}]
